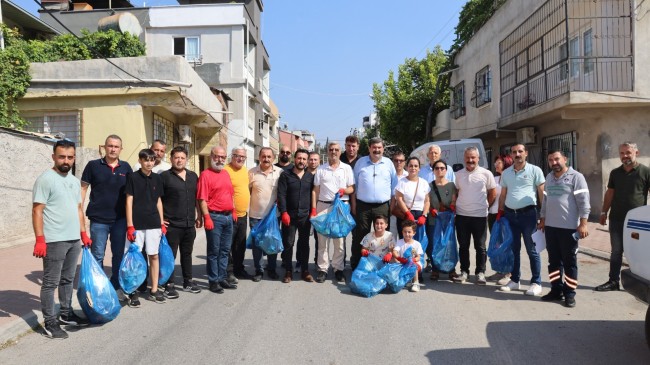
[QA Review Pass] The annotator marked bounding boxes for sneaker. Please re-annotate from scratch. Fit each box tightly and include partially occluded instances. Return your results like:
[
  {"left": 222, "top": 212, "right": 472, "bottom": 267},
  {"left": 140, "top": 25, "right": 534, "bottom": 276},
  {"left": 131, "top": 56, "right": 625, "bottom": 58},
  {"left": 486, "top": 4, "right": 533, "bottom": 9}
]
[
  {"left": 564, "top": 297, "right": 576, "bottom": 308},
  {"left": 128, "top": 292, "right": 141, "bottom": 308},
  {"left": 500, "top": 280, "right": 521, "bottom": 292},
  {"left": 476, "top": 272, "right": 487, "bottom": 285},
  {"left": 252, "top": 271, "right": 263, "bottom": 282},
  {"left": 182, "top": 280, "right": 202, "bottom": 293},
  {"left": 266, "top": 270, "right": 279, "bottom": 280},
  {"left": 335, "top": 270, "right": 345, "bottom": 283},
  {"left": 227, "top": 273, "right": 239, "bottom": 285},
  {"left": 315, "top": 271, "right": 327, "bottom": 283},
  {"left": 58, "top": 312, "right": 90, "bottom": 327},
  {"left": 164, "top": 283, "right": 179, "bottom": 299},
  {"left": 525, "top": 283, "right": 543, "bottom": 296},
  {"left": 147, "top": 290, "right": 166, "bottom": 303},
  {"left": 43, "top": 320, "right": 68, "bottom": 339},
  {"left": 410, "top": 282, "right": 420, "bottom": 292},
  {"left": 294, "top": 262, "right": 302, "bottom": 273},
  {"left": 541, "top": 290, "right": 564, "bottom": 302},
  {"left": 453, "top": 272, "right": 468, "bottom": 283},
  {"left": 497, "top": 274, "right": 512, "bottom": 286}
]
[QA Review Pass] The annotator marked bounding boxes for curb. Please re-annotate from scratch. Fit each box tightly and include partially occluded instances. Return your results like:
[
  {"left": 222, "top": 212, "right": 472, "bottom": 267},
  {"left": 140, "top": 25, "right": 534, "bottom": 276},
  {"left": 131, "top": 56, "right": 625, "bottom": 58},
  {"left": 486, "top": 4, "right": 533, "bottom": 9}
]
[{"left": 579, "top": 246, "right": 628, "bottom": 267}]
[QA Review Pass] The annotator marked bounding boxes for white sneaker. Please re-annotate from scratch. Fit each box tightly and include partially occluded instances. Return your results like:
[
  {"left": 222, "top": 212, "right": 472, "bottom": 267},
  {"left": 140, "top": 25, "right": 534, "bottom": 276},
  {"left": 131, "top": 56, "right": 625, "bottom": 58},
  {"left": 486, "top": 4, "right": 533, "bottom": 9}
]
[
  {"left": 497, "top": 274, "right": 512, "bottom": 286},
  {"left": 410, "top": 283, "right": 420, "bottom": 292},
  {"left": 525, "top": 283, "right": 542, "bottom": 296},
  {"left": 454, "top": 272, "right": 468, "bottom": 283},
  {"left": 476, "top": 272, "right": 487, "bottom": 285},
  {"left": 500, "top": 280, "right": 520, "bottom": 292}
]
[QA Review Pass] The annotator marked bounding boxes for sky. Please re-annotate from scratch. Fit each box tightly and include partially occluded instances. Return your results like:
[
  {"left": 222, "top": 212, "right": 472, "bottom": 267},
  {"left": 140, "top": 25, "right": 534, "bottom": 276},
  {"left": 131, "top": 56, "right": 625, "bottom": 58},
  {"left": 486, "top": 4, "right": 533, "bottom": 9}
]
[{"left": 12, "top": 0, "right": 465, "bottom": 145}]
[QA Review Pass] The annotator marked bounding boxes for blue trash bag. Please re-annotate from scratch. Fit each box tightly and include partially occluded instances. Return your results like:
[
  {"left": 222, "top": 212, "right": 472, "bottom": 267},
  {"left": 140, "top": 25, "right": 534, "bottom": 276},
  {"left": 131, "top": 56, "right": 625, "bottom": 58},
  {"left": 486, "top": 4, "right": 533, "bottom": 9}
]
[
  {"left": 119, "top": 243, "right": 147, "bottom": 294},
  {"left": 487, "top": 217, "right": 515, "bottom": 273},
  {"left": 310, "top": 193, "right": 356, "bottom": 238},
  {"left": 77, "top": 247, "right": 121, "bottom": 324},
  {"left": 415, "top": 224, "right": 429, "bottom": 254},
  {"left": 158, "top": 235, "right": 174, "bottom": 286},
  {"left": 378, "top": 262, "right": 417, "bottom": 293},
  {"left": 246, "top": 204, "right": 284, "bottom": 255},
  {"left": 432, "top": 211, "right": 458, "bottom": 273},
  {"left": 356, "top": 255, "right": 384, "bottom": 273},
  {"left": 349, "top": 271, "right": 387, "bottom": 298}
]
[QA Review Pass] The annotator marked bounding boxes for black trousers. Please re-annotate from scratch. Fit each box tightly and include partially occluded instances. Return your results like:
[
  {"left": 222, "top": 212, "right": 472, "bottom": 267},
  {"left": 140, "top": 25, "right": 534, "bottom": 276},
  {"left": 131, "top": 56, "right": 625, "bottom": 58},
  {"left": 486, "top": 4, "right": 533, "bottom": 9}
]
[
  {"left": 455, "top": 215, "right": 487, "bottom": 275},
  {"left": 281, "top": 217, "right": 312, "bottom": 272},
  {"left": 545, "top": 226, "right": 579, "bottom": 298},
  {"left": 228, "top": 214, "right": 248, "bottom": 274},
  {"left": 351, "top": 200, "right": 390, "bottom": 270},
  {"left": 166, "top": 225, "right": 197, "bottom": 284}
]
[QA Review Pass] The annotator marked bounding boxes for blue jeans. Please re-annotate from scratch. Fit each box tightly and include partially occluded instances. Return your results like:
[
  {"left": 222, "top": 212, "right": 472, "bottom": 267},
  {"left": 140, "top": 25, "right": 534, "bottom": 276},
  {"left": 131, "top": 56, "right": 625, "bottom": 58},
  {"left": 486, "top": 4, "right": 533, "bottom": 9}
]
[
  {"left": 250, "top": 218, "right": 278, "bottom": 272},
  {"left": 505, "top": 208, "right": 541, "bottom": 284},
  {"left": 205, "top": 213, "right": 233, "bottom": 283},
  {"left": 90, "top": 218, "right": 127, "bottom": 289}
]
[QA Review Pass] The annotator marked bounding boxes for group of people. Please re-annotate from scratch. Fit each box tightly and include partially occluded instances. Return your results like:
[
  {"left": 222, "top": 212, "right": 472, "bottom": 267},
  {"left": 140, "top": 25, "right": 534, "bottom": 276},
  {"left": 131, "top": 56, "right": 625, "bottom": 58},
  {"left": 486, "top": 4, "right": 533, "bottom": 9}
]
[{"left": 32, "top": 133, "right": 649, "bottom": 339}]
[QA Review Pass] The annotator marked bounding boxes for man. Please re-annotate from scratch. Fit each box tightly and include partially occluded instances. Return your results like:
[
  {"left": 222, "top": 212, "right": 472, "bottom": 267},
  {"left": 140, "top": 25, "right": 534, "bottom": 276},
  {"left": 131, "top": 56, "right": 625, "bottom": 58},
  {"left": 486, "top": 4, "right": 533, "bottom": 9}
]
[
  {"left": 33, "top": 139, "right": 92, "bottom": 339},
  {"left": 249, "top": 147, "right": 284, "bottom": 282},
  {"left": 497, "top": 143, "right": 545, "bottom": 296},
  {"left": 312, "top": 141, "right": 355, "bottom": 283},
  {"left": 161, "top": 146, "right": 202, "bottom": 296},
  {"left": 197, "top": 146, "right": 237, "bottom": 294},
  {"left": 453, "top": 146, "right": 496, "bottom": 285},
  {"left": 307, "top": 151, "right": 321, "bottom": 173},
  {"left": 304, "top": 151, "right": 321, "bottom": 269},
  {"left": 276, "top": 146, "right": 294, "bottom": 171},
  {"left": 596, "top": 142, "right": 650, "bottom": 291},
  {"left": 225, "top": 146, "right": 251, "bottom": 281},
  {"left": 538, "top": 150, "right": 590, "bottom": 307},
  {"left": 340, "top": 135, "right": 361, "bottom": 169},
  {"left": 278, "top": 149, "right": 314, "bottom": 283},
  {"left": 419, "top": 144, "right": 455, "bottom": 183},
  {"left": 134, "top": 139, "right": 172, "bottom": 173},
  {"left": 351, "top": 137, "right": 397, "bottom": 270},
  {"left": 392, "top": 151, "right": 408, "bottom": 178},
  {"left": 81, "top": 134, "right": 132, "bottom": 293}
]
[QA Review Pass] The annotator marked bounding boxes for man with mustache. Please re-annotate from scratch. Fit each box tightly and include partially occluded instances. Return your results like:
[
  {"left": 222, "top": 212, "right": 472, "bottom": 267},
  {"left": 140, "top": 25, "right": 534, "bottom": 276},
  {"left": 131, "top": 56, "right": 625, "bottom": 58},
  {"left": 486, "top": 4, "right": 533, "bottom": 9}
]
[
  {"left": 276, "top": 146, "right": 294, "bottom": 171},
  {"left": 538, "top": 150, "right": 590, "bottom": 307},
  {"left": 302, "top": 151, "right": 321, "bottom": 270},
  {"left": 33, "top": 139, "right": 92, "bottom": 339},
  {"left": 225, "top": 147, "right": 251, "bottom": 282},
  {"left": 134, "top": 139, "right": 172, "bottom": 174},
  {"left": 596, "top": 142, "right": 650, "bottom": 291}
]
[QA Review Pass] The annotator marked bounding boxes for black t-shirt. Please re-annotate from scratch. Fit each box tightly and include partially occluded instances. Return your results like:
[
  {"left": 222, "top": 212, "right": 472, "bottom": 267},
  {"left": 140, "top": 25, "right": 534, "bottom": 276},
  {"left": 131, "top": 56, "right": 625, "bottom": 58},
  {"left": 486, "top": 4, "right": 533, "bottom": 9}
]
[
  {"left": 275, "top": 162, "right": 294, "bottom": 171},
  {"left": 340, "top": 153, "right": 361, "bottom": 169},
  {"left": 161, "top": 169, "right": 199, "bottom": 228},
  {"left": 125, "top": 170, "right": 164, "bottom": 230},
  {"left": 607, "top": 163, "right": 650, "bottom": 221}
]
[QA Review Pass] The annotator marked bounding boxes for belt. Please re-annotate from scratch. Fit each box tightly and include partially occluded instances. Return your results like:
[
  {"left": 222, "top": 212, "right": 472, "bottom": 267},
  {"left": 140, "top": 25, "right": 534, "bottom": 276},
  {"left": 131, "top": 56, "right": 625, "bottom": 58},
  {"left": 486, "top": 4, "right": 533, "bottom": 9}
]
[
  {"left": 209, "top": 210, "right": 231, "bottom": 215},
  {"left": 358, "top": 200, "right": 389, "bottom": 206},
  {"left": 504, "top": 205, "right": 536, "bottom": 214}
]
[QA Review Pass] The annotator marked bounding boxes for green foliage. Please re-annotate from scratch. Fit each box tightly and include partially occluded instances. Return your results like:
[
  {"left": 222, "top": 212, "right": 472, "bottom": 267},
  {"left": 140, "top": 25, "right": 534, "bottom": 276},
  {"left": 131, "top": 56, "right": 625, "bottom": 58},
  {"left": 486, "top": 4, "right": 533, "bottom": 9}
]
[
  {"left": 448, "top": 0, "right": 506, "bottom": 58},
  {"left": 0, "top": 26, "right": 31, "bottom": 128},
  {"left": 359, "top": 124, "right": 379, "bottom": 157},
  {"left": 371, "top": 47, "right": 449, "bottom": 155},
  {"left": 80, "top": 29, "right": 146, "bottom": 58}
]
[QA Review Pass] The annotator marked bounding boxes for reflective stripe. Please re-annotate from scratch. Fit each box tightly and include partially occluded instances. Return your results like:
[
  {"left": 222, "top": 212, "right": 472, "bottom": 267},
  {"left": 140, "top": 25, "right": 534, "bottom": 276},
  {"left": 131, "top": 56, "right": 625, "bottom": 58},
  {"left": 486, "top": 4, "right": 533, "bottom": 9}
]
[
  {"left": 565, "top": 276, "right": 578, "bottom": 285},
  {"left": 565, "top": 281, "right": 578, "bottom": 289},
  {"left": 573, "top": 189, "right": 589, "bottom": 195},
  {"left": 549, "top": 270, "right": 561, "bottom": 282}
]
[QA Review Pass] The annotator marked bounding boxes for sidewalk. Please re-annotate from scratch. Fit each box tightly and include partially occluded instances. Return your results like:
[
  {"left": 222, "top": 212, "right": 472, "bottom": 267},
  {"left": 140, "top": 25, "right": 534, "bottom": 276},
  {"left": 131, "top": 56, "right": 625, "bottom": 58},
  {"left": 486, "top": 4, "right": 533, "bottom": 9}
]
[{"left": 0, "top": 222, "right": 616, "bottom": 347}]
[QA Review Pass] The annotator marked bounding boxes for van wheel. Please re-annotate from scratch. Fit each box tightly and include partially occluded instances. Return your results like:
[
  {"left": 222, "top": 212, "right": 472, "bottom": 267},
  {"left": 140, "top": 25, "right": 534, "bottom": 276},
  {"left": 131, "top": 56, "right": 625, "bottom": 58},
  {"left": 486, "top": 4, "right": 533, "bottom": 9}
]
[{"left": 646, "top": 306, "right": 650, "bottom": 349}]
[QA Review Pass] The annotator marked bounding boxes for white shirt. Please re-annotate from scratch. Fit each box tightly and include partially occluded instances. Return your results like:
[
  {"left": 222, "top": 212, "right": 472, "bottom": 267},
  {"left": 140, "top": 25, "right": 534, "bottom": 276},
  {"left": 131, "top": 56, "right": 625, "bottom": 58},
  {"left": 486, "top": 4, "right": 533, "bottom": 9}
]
[
  {"left": 394, "top": 239, "right": 424, "bottom": 257},
  {"left": 395, "top": 177, "right": 431, "bottom": 211},
  {"left": 361, "top": 231, "right": 395, "bottom": 257},
  {"left": 314, "top": 162, "right": 354, "bottom": 201},
  {"left": 454, "top": 166, "right": 496, "bottom": 217},
  {"left": 489, "top": 175, "right": 502, "bottom": 214}
]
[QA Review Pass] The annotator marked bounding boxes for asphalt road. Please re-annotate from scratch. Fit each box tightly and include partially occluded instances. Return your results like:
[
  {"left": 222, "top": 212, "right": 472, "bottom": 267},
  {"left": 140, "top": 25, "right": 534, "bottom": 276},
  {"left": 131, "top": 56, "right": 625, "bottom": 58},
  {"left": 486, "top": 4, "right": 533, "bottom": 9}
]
[{"left": 1, "top": 229, "right": 648, "bottom": 365}]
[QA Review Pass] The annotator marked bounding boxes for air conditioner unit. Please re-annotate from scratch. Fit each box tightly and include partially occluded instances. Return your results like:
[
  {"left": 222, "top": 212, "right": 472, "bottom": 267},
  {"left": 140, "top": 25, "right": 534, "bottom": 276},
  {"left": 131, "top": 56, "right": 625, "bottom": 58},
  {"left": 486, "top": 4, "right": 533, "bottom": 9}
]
[
  {"left": 178, "top": 125, "right": 192, "bottom": 143},
  {"left": 516, "top": 127, "right": 536, "bottom": 145}
]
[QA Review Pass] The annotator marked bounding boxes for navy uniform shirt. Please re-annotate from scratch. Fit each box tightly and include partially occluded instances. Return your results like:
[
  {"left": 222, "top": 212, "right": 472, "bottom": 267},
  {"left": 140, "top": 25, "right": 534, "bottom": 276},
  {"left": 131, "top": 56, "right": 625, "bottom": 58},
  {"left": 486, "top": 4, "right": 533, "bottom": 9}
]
[
  {"left": 125, "top": 170, "right": 164, "bottom": 230},
  {"left": 161, "top": 168, "right": 199, "bottom": 228},
  {"left": 81, "top": 158, "right": 132, "bottom": 224}
]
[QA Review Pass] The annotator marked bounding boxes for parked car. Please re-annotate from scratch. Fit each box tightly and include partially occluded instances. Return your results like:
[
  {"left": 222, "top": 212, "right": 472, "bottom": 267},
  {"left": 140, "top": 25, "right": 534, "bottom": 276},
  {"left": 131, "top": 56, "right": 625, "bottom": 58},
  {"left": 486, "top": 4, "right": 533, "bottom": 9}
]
[{"left": 410, "top": 139, "right": 488, "bottom": 172}]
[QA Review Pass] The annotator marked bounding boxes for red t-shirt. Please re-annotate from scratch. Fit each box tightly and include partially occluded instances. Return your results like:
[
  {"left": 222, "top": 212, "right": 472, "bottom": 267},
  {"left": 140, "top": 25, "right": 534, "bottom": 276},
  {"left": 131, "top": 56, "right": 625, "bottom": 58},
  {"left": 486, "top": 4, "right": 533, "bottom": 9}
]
[{"left": 197, "top": 168, "right": 234, "bottom": 212}]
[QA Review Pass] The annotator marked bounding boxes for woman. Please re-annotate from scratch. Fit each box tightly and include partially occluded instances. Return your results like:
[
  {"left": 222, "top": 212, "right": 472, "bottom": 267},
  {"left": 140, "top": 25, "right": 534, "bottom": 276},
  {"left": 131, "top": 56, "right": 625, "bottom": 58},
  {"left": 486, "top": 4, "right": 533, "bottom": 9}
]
[
  {"left": 486, "top": 154, "right": 513, "bottom": 285},
  {"left": 394, "top": 156, "right": 431, "bottom": 240},
  {"left": 426, "top": 159, "right": 458, "bottom": 281}
]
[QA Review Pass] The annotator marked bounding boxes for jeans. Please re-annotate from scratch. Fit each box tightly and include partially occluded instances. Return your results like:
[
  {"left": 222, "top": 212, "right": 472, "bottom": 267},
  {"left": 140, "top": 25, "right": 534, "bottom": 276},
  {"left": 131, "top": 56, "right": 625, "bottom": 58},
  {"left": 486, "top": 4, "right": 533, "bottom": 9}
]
[
  {"left": 205, "top": 213, "right": 233, "bottom": 283},
  {"left": 89, "top": 218, "right": 127, "bottom": 289},
  {"left": 41, "top": 240, "right": 81, "bottom": 322},
  {"left": 455, "top": 215, "right": 487, "bottom": 275},
  {"left": 281, "top": 216, "right": 311, "bottom": 272},
  {"left": 228, "top": 214, "right": 248, "bottom": 275},
  {"left": 545, "top": 226, "right": 579, "bottom": 298},
  {"left": 351, "top": 200, "right": 390, "bottom": 270},
  {"left": 505, "top": 208, "right": 541, "bottom": 284},
  {"left": 166, "top": 225, "right": 196, "bottom": 285},
  {"left": 608, "top": 220, "right": 625, "bottom": 282},
  {"left": 250, "top": 218, "right": 278, "bottom": 272}
]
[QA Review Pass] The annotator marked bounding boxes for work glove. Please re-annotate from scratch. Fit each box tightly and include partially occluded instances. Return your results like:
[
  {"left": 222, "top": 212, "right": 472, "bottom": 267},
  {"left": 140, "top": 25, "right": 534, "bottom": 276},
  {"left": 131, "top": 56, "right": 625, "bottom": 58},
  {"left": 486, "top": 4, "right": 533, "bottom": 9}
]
[
  {"left": 496, "top": 210, "right": 504, "bottom": 221},
  {"left": 33, "top": 236, "right": 47, "bottom": 258},
  {"left": 429, "top": 208, "right": 438, "bottom": 218},
  {"left": 80, "top": 231, "right": 92, "bottom": 247},
  {"left": 232, "top": 210, "right": 238, "bottom": 223},
  {"left": 161, "top": 225, "right": 167, "bottom": 236},
  {"left": 203, "top": 214, "right": 214, "bottom": 230},
  {"left": 382, "top": 253, "right": 393, "bottom": 263},
  {"left": 450, "top": 204, "right": 456, "bottom": 213},
  {"left": 396, "top": 257, "right": 409, "bottom": 264},
  {"left": 405, "top": 211, "right": 415, "bottom": 222},
  {"left": 310, "top": 208, "right": 317, "bottom": 218},
  {"left": 361, "top": 249, "right": 369, "bottom": 257},
  {"left": 281, "top": 212, "right": 291, "bottom": 226},
  {"left": 338, "top": 188, "right": 346, "bottom": 197},
  {"left": 127, "top": 226, "right": 136, "bottom": 242},
  {"left": 417, "top": 216, "right": 426, "bottom": 226}
]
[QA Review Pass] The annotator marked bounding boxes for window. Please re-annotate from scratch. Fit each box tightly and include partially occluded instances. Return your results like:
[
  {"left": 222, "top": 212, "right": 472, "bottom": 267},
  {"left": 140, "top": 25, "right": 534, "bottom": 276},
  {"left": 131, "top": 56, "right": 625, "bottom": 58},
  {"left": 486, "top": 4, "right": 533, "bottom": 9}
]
[
  {"left": 23, "top": 111, "right": 81, "bottom": 144},
  {"left": 583, "top": 29, "right": 594, "bottom": 73},
  {"left": 173, "top": 36, "right": 200, "bottom": 62},
  {"left": 153, "top": 114, "right": 173, "bottom": 146},
  {"left": 473, "top": 66, "right": 491, "bottom": 107},
  {"left": 451, "top": 81, "right": 466, "bottom": 119},
  {"left": 542, "top": 131, "right": 577, "bottom": 175}
]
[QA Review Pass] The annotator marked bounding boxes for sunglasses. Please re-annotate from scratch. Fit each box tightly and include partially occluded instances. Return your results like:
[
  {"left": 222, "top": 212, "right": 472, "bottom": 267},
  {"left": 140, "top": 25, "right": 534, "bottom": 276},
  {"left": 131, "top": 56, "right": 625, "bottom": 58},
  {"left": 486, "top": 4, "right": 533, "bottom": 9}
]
[
  {"left": 280, "top": 151, "right": 292, "bottom": 155},
  {"left": 393, "top": 159, "right": 405, "bottom": 163}
]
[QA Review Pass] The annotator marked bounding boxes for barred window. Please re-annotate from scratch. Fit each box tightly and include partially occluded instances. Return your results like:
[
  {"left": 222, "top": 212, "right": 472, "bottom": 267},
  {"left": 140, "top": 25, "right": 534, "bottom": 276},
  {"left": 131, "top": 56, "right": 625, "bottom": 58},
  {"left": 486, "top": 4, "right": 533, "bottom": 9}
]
[
  {"left": 23, "top": 111, "right": 81, "bottom": 144},
  {"left": 451, "top": 81, "right": 465, "bottom": 119},
  {"left": 473, "top": 66, "right": 491, "bottom": 107},
  {"left": 153, "top": 114, "right": 174, "bottom": 146},
  {"left": 542, "top": 131, "right": 577, "bottom": 175}
]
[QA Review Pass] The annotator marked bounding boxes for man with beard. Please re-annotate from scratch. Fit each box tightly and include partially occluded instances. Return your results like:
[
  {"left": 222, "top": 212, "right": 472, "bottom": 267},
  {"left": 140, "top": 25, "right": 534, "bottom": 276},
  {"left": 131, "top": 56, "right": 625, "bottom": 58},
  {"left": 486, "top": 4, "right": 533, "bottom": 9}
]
[
  {"left": 538, "top": 150, "right": 590, "bottom": 307},
  {"left": 497, "top": 143, "right": 545, "bottom": 296},
  {"left": 278, "top": 149, "right": 314, "bottom": 282},
  {"left": 453, "top": 146, "right": 496, "bottom": 285},
  {"left": 134, "top": 139, "right": 171, "bottom": 173},
  {"left": 197, "top": 146, "right": 237, "bottom": 294},
  {"left": 301, "top": 151, "right": 321, "bottom": 270},
  {"left": 225, "top": 147, "right": 251, "bottom": 281},
  {"left": 161, "top": 146, "right": 202, "bottom": 297},
  {"left": 276, "top": 146, "right": 294, "bottom": 171},
  {"left": 33, "top": 139, "right": 92, "bottom": 339},
  {"left": 596, "top": 142, "right": 650, "bottom": 291}
]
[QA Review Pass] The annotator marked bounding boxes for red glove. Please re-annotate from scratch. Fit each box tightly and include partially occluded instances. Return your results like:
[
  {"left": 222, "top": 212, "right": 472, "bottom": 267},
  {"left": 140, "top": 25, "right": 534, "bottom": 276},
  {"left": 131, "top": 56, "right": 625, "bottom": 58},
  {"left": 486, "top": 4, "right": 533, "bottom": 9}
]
[
  {"left": 496, "top": 210, "right": 504, "bottom": 221},
  {"left": 405, "top": 211, "right": 415, "bottom": 221},
  {"left": 450, "top": 204, "right": 456, "bottom": 213},
  {"left": 310, "top": 208, "right": 317, "bottom": 217},
  {"left": 80, "top": 231, "right": 92, "bottom": 247},
  {"left": 397, "top": 257, "right": 409, "bottom": 264},
  {"left": 382, "top": 253, "right": 393, "bottom": 263},
  {"left": 338, "top": 188, "right": 346, "bottom": 197},
  {"left": 281, "top": 212, "right": 291, "bottom": 226},
  {"left": 417, "top": 216, "right": 426, "bottom": 226},
  {"left": 161, "top": 225, "right": 167, "bottom": 235},
  {"left": 127, "top": 226, "right": 136, "bottom": 242},
  {"left": 430, "top": 208, "right": 438, "bottom": 218},
  {"left": 232, "top": 210, "right": 238, "bottom": 223},
  {"left": 361, "top": 248, "right": 369, "bottom": 257},
  {"left": 203, "top": 214, "right": 214, "bottom": 230},
  {"left": 33, "top": 236, "right": 47, "bottom": 258}
]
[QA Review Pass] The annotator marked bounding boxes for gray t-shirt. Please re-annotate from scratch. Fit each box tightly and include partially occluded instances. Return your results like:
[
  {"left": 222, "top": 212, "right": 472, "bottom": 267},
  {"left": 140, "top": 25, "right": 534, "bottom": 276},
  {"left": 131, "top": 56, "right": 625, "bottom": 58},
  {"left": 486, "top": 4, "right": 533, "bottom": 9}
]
[
  {"left": 427, "top": 182, "right": 457, "bottom": 225},
  {"left": 33, "top": 169, "right": 81, "bottom": 243},
  {"left": 540, "top": 167, "right": 591, "bottom": 229}
]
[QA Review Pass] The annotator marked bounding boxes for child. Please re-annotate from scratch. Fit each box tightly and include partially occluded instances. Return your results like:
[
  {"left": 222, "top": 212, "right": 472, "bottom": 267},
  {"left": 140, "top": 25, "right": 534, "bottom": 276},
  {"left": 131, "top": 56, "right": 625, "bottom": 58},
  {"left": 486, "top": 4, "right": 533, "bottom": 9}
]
[
  {"left": 392, "top": 220, "right": 424, "bottom": 292},
  {"left": 360, "top": 215, "right": 395, "bottom": 261},
  {"left": 125, "top": 149, "right": 167, "bottom": 306}
]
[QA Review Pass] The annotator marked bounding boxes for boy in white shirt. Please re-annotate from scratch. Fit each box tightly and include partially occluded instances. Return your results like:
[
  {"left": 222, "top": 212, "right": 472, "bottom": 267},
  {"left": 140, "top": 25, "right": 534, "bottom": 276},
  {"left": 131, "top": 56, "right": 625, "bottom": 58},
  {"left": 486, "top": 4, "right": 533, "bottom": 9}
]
[
  {"left": 391, "top": 220, "right": 423, "bottom": 292},
  {"left": 360, "top": 215, "right": 395, "bottom": 261}
]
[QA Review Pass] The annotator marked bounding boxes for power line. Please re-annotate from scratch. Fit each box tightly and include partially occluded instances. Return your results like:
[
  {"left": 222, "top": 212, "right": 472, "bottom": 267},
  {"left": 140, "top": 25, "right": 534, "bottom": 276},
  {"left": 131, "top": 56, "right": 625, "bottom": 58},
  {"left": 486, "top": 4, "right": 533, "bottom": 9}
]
[
  {"left": 270, "top": 82, "right": 370, "bottom": 97},
  {"left": 415, "top": 3, "right": 463, "bottom": 58}
]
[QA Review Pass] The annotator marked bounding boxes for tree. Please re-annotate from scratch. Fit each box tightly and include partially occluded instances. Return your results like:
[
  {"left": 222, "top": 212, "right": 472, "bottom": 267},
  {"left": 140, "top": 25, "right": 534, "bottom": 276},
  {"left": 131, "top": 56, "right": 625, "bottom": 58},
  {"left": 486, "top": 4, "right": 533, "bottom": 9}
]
[
  {"left": 449, "top": 0, "right": 506, "bottom": 58},
  {"left": 371, "top": 47, "right": 448, "bottom": 155}
]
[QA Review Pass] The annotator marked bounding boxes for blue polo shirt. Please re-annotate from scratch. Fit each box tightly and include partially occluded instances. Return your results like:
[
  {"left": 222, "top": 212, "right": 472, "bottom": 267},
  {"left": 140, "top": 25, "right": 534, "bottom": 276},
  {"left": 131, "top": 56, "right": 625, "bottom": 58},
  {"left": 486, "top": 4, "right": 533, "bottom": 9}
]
[
  {"left": 500, "top": 162, "right": 545, "bottom": 210},
  {"left": 81, "top": 158, "right": 133, "bottom": 224},
  {"left": 353, "top": 156, "right": 398, "bottom": 203}
]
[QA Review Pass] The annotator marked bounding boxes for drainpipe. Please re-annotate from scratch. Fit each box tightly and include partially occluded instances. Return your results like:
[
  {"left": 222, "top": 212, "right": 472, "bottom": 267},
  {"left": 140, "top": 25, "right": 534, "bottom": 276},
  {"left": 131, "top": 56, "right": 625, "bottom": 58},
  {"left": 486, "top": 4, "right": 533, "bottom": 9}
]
[
  {"left": 1, "top": 0, "right": 5, "bottom": 50},
  {"left": 244, "top": 18, "right": 249, "bottom": 152}
]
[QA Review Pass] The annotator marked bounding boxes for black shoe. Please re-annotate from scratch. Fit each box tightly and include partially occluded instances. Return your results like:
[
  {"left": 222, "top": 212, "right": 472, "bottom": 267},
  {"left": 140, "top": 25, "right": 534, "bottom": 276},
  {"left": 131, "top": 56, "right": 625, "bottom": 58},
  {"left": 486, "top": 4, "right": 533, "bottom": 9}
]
[
  {"left": 227, "top": 273, "right": 239, "bottom": 285},
  {"left": 234, "top": 270, "right": 252, "bottom": 280},
  {"left": 315, "top": 271, "right": 327, "bottom": 283},
  {"left": 43, "top": 320, "right": 68, "bottom": 339},
  {"left": 334, "top": 270, "right": 345, "bottom": 283},
  {"left": 564, "top": 297, "right": 576, "bottom": 308},
  {"left": 209, "top": 281, "right": 224, "bottom": 294},
  {"left": 252, "top": 271, "right": 263, "bottom": 282},
  {"left": 128, "top": 292, "right": 141, "bottom": 308},
  {"left": 164, "top": 283, "right": 180, "bottom": 299},
  {"left": 182, "top": 280, "right": 202, "bottom": 293},
  {"left": 219, "top": 280, "right": 237, "bottom": 289},
  {"left": 266, "top": 270, "right": 279, "bottom": 280},
  {"left": 147, "top": 290, "right": 166, "bottom": 304},
  {"left": 595, "top": 280, "right": 620, "bottom": 291},
  {"left": 541, "top": 290, "right": 564, "bottom": 302},
  {"left": 58, "top": 311, "right": 90, "bottom": 327}
]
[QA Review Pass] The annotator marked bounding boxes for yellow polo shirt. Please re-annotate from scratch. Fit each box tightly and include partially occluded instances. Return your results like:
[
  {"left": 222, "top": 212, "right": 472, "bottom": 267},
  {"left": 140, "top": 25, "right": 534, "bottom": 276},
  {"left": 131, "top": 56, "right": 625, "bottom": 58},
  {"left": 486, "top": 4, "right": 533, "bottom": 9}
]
[{"left": 225, "top": 163, "right": 250, "bottom": 217}]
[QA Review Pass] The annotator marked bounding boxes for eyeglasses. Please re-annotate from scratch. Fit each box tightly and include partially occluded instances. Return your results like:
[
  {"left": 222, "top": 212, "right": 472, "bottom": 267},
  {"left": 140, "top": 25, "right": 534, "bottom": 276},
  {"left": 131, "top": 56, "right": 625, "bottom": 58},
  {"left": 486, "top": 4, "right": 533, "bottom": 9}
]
[
  {"left": 232, "top": 154, "right": 246, "bottom": 159},
  {"left": 280, "top": 151, "right": 292, "bottom": 155},
  {"left": 434, "top": 166, "right": 447, "bottom": 170},
  {"left": 329, "top": 148, "right": 340, "bottom": 152},
  {"left": 212, "top": 155, "right": 227, "bottom": 160},
  {"left": 393, "top": 159, "right": 405, "bottom": 163}
]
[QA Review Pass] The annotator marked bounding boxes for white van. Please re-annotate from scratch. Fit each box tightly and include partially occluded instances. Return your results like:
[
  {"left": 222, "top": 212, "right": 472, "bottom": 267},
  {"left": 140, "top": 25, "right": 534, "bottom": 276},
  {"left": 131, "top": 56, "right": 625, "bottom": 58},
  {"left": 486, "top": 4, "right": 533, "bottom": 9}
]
[{"left": 410, "top": 138, "right": 488, "bottom": 172}]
